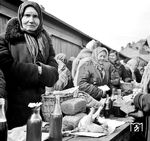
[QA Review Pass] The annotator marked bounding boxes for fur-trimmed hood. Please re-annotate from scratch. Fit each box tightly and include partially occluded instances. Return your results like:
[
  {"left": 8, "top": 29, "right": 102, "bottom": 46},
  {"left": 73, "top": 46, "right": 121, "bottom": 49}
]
[{"left": 5, "top": 17, "right": 25, "bottom": 44}]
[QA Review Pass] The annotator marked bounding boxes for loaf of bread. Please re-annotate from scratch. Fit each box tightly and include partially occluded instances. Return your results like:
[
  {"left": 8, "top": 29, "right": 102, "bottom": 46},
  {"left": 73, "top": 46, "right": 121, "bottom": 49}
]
[{"left": 61, "top": 98, "right": 86, "bottom": 115}]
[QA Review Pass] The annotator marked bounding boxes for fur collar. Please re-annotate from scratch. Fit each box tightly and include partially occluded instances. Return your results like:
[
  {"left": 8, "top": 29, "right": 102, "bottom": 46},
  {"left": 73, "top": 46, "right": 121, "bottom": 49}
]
[{"left": 5, "top": 17, "right": 25, "bottom": 44}]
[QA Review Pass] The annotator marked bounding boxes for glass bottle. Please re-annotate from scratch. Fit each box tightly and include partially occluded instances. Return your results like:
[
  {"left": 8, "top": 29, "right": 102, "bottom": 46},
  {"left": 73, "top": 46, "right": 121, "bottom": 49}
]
[
  {"left": 26, "top": 103, "right": 42, "bottom": 141},
  {"left": 111, "top": 88, "right": 116, "bottom": 101},
  {"left": 103, "top": 94, "right": 111, "bottom": 118},
  {"left": 109, "top": 88, "right": 116, "bottom": 114},
  {"left": 0, "top": 98, "right": 7, "bottom": 141},
  {"left": 48, "top": 95, "right": 62, "bottom": 141},
  {"left": 113, "top": 89, "right": 124, "bottom": 117}
]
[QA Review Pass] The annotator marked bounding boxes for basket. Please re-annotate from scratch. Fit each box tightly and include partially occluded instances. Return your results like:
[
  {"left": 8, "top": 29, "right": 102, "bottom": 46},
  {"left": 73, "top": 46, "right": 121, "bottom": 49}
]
[
  {"left": 41, "top": 87, "right": 78, "bottom": 122},
  {"left": 120, "top": 82, "right": 133, "bottom": 91}
]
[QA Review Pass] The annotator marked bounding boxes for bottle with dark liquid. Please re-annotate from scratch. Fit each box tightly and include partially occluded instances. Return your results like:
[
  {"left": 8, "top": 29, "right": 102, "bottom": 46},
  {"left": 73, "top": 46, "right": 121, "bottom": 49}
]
[
  {"left": 0, "top": 98, "right": 7, "bottom": 141},
  {"left": 113, "top": 89, "right": 125, "bottom": 117},
  {"left": 109, "top": 88, "right": 116, "bottom": 114},
  {"left": 48, "top": 94, "right": 62, "bottom": 141},
  {"left": 103, "top": 94, "right": 111, "bottom": 118},
  {"left": 26, "top": 102, "right": 42, "bottom": 141}
]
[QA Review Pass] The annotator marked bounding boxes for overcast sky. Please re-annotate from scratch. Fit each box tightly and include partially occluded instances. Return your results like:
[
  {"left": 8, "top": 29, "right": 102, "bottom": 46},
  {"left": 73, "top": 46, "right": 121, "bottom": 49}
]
[{"left": 33, "top": 0, "right": 150, "bottom": 51}]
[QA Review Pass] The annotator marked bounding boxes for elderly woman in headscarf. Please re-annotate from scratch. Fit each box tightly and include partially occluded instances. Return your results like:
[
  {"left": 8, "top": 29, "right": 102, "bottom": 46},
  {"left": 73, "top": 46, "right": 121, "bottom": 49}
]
[
  {"left": 77, "top": 47, "right": 120, "bottom": 100},
  {"left": 0, "top": 1, "right": 58, "bottom": 129},
  {"left": 108, "top": 50, "right": 132, "bottom": 86},
  {"left": 53, "top": 53, "right": 73, "bottom": 90}
]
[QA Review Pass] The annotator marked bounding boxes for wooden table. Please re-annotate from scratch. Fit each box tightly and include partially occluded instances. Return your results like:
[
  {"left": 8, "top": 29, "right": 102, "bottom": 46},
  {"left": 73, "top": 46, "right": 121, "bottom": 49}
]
[
  {"left": 63, "top": 122, "right": 131, "bottom": 141},
  {"left": 8, "top": 117, "right": 133, "bottom": 141}
]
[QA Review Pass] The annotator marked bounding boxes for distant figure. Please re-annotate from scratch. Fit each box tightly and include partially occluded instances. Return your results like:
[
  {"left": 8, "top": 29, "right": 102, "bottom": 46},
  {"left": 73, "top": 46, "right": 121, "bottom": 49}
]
[
  {"left": 108, "top": 50, "right": 132, "bottom": 84},
  {"left": 54, "top": 53, "right": 73, "bottom": 90},
  {"left": 66, "top": 56, "right": 75, "bottom": 72},
  {"left": 126, "top": 58, "right": 142, "bottom": 83}
]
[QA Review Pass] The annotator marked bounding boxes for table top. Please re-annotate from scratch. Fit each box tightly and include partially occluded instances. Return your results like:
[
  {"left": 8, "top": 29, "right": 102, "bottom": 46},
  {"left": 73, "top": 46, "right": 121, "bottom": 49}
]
[
  {"left": 8, "top": 117, "right": 133, "bottom": 141},
  {"left": 63, "top": 122, "right": 130, "bottom": 141}
]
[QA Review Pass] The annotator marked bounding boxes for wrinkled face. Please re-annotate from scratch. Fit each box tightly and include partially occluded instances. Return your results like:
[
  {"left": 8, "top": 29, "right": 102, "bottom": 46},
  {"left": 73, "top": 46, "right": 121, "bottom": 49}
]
[
  {"left": 97, "top": 51, "right": 107, "bottom": 63},
  {"left": 21, "top": 7, "right": 40, "bottom": 31},
  {"left": 109, "top": 52, "right": 117, "bottom": 63}
]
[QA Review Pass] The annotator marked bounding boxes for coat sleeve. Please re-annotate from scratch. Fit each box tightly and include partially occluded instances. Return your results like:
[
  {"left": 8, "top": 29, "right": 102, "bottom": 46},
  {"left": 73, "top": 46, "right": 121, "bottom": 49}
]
[
  {"left": 119, "top": 65, "right": 132, "bottom": 82},
  {"left": 0, "top": 34, "right": 57, "bottom": 87},
  {"left": 0, "top": 69, "right": 6, "bottom": 99},
  {"left": 134, "top": 93, "right": 150, "bottom": 113},
  {"left": 77, "top": 63, "right": 103, "bottom": 100}
]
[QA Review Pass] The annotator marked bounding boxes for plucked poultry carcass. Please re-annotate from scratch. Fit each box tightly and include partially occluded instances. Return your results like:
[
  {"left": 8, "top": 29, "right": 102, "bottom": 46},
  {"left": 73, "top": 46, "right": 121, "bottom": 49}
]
[{"left": 78, "top": 107, "right": 108, "bottom": 134}]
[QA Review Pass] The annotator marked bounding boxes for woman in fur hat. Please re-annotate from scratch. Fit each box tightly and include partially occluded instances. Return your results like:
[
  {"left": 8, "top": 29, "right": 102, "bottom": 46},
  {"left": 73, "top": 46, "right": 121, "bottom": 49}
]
[
  {"left": 76, "top": 47, "right": 120, "bottom": 100},
  {"left": 0, "top": 1, "right": 58, "bottom": 129}
]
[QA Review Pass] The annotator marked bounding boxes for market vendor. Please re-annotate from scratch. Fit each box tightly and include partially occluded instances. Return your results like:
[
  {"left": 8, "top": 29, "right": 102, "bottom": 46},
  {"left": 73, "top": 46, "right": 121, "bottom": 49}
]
[
  {"left": 76, "top": 47, "right": 120, "bottom": 100},
  {"left": 0, "top": 1, "right": 58, "bottom": 129}
]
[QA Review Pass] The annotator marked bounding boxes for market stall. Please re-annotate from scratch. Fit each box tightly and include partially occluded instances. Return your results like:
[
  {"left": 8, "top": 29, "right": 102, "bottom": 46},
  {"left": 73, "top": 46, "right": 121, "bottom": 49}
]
[{"left": 8, "top": 84, "right": 137, "bottom": 141}]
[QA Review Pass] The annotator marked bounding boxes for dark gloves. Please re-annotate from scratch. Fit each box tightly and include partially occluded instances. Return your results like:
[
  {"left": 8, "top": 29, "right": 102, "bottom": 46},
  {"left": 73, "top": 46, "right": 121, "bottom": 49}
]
[{"left": 38, "top": 62, "right": 58, "bottom": 87}]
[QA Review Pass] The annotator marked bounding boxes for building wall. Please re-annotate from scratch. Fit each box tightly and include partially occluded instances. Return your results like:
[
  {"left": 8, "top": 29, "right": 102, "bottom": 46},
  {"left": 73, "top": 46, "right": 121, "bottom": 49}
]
[
  {"left": 0, "top": 0, "right": 91, "bottom": 59},
  {"left": 51, "top": 35, "right": 81, "bottom": 59},
  {"left": 0, "top": 14, "right": 10, "bottom": 33}
]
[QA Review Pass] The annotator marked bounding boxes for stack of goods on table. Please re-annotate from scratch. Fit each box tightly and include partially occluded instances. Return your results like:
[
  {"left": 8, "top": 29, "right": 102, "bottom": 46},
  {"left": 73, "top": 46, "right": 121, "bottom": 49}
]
[{"left": 41, "top": 88, "right": 128, "bottom": 138}]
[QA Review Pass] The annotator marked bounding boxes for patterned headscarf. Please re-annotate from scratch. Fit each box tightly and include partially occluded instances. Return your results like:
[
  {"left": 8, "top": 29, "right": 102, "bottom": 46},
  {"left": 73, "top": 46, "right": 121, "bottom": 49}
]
[
  {"left": 18, "top": 1, "right": 43, "bottom": 36},
  {"left": 92, "top": 47, "right": 108, "bottom": 79},
  {"left": 17, "top": 1, "right": 52, "bottom": 63},
  {"left": 55, "top": 53, "right": 67, "bottom": 64},
  {"left": 92, "top": 47, "right": 108, "bottom": 63}
]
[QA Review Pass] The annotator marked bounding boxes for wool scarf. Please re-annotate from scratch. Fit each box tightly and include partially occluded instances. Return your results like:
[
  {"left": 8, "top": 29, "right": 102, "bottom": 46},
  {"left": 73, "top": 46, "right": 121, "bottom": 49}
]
[{"left": 24, "top": 33, "right": 45, "bottom": 63}]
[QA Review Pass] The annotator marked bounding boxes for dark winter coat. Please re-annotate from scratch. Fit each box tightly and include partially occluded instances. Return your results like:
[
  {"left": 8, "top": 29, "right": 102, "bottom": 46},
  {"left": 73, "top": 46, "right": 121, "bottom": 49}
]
[
  {"left": 0, "top": 69, "right": 6, "bottom": 99},
  {"left": 0, "top": 18, "right": 58, "bottom": 129},
  {"left": 111, "top": 62, "right": 133, "bottom": 84},
  {"left": 134, "top": 93, "right": 150, "bottom": 141}
]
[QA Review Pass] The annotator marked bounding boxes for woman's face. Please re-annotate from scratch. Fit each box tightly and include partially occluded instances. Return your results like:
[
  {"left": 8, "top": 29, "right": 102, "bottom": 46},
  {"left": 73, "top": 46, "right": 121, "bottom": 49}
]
[
  {"left": 21, "top": 7, "right": 40, "bottom": 31},
  {"left": 97, "top": 51, "right": 107, "bottom": 63},
  {"left": 109, "top": 52, "right": 117, "bottom": 63}
]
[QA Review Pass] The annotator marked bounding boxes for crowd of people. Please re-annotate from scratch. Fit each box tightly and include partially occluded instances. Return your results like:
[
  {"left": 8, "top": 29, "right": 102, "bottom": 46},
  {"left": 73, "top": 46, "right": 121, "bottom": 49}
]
[{"left": 0, "top": 1, "right": 150, "bottom": 141}]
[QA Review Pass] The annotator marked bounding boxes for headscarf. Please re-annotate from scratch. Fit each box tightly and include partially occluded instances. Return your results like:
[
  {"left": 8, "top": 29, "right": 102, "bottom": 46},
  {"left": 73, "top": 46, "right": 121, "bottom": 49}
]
[
  {"left": 72, "top": 48, "right": 92, "bottom": 79},
  {"left": 127, "top": 58, "right": 139, "bottom": 71},
  {"left": 18, "top": 1, "right": 49, "bottom": 63},
  {"left": 55, "top": 53, "right": 67, "bottom": 64},
  {"left": 92, "top": 47, "right": 108, "bottom": 63},
  {"left": 54, "top": 53, "right": 71, "bottom": 90},
  {"left": 86, "top": 40, "right": 102, "bottom": 51},
  {"left": 86, "top": 40, "right": 96, "bottom": 51},
  {"left": 126, "top": 58, "right": 139, "bottom": 80},
  {"left": 18, "top": 1, "right": 43, "bottom": 36},
  {"left": 92, "top": 47, "right": 108, "bottom": 79}
]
